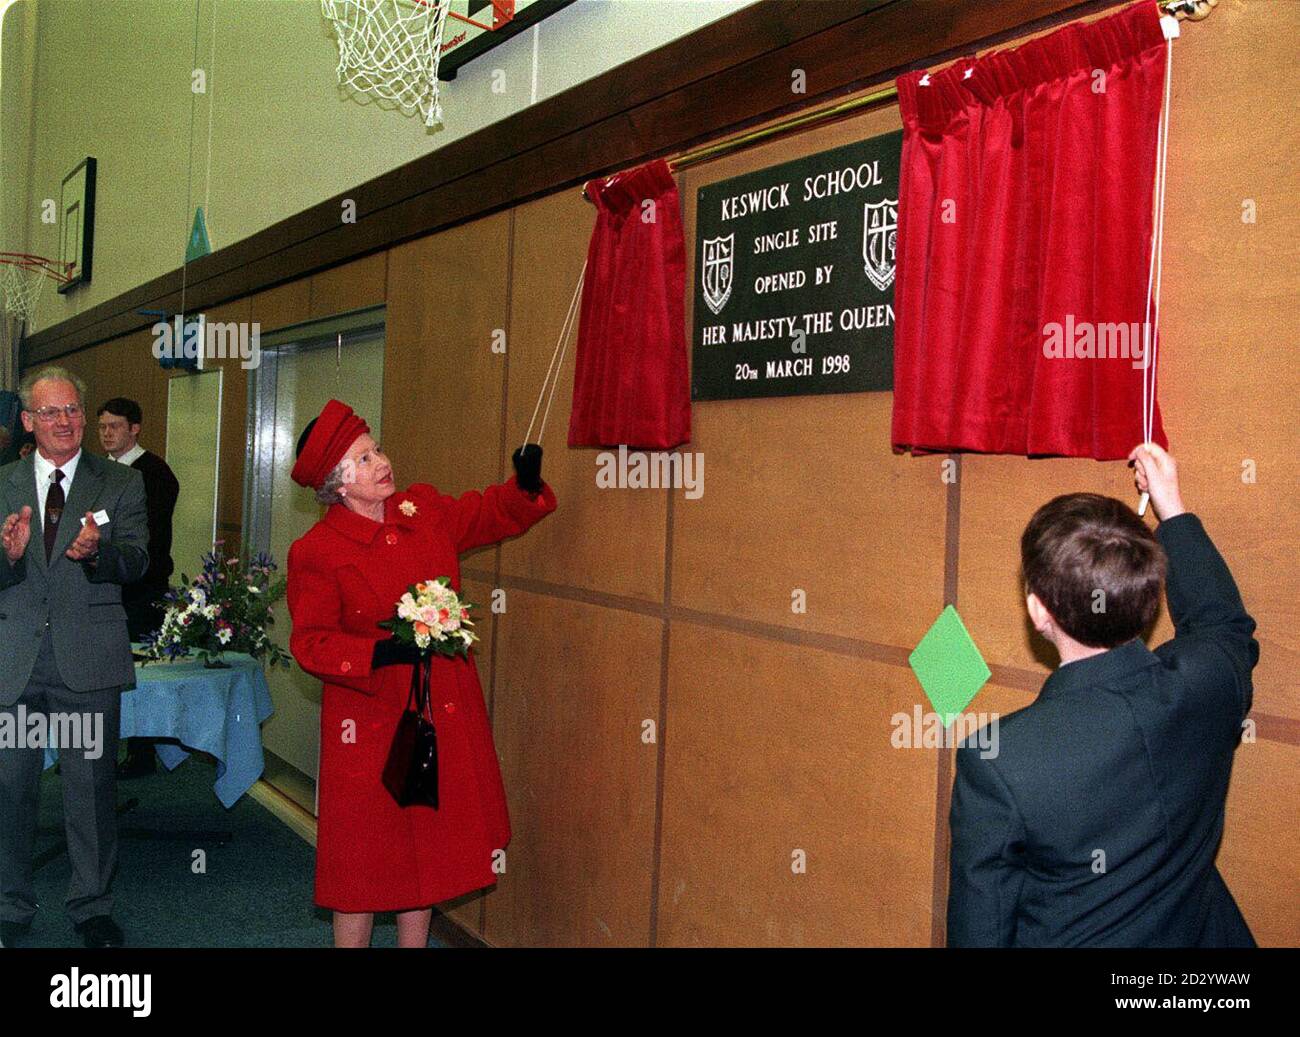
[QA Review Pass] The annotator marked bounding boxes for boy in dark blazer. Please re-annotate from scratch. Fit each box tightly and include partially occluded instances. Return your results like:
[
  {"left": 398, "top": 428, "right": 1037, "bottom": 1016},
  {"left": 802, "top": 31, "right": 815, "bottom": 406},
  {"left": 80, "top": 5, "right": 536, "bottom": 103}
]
[
  {"left": 97, "top": 398, "right": 180, "bottom": 778},
  {"left": 947, "top": 444, "right": 1257, "bottom": 947}
]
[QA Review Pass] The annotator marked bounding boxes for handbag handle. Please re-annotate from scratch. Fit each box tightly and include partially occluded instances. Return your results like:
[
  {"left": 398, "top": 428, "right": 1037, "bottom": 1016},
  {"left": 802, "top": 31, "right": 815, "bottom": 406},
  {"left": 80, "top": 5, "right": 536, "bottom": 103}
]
[{"left": 405, "top": 653, "right": 434, "bottom": 723}]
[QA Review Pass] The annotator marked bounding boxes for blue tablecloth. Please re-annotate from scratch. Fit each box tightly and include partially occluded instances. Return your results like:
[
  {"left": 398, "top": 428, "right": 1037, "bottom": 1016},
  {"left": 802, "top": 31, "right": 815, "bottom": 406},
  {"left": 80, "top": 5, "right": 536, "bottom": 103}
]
[{"left": 44, "top": 653, "right": 275, "bottom": 809}]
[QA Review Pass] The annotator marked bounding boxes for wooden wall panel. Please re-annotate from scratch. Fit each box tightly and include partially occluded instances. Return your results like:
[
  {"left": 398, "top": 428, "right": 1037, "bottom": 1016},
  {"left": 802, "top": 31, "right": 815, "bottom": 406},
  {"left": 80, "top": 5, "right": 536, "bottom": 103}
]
[
  {"left": 674, "top": 391, "right": 946, "bottom": 647},
  {"left": 56, "top": 346, "right": 96, "bottom": 394},
  {"left": 109, "top": 330, "right": 170, "bottom": 458},
  {"left": 310, "top": 252, "right": 387, "bottom": 319},
  {"left": 249, "top": 278, "right": 310, "bottom": 332},
  {"left": 673, "top": 105, "right": 945, "bottom": 649},
  {"left": 204, "top": 298, "right": 253, "bottom": 557},
  {"left": 89, "top": 328, "right": 172, "bottom": 459},
  {"left": 486, "top": 591, "right": 660, "bottom": 947},
  {"left": 440, "top": 574, "right": 500, "bottom": 938},
  {"left": 383, "top": 217, "right": 508, "bottom": 572},
  {"left": 460, "top": 576, "right": 499, "bottom": 720},
  {"left": 1217, "top": 739, "right": 1300, "bottom": 948},
  {"left": 383, "top": 217, "right": 508, "bottom": 499},
  {"left": 71, "top": 331, "right": 169, "bottom": 461},
  {"left": 498, "top": 191, "right": 668, "bottom": 604},
  {"left": 439, "top": 892, "right": 482, "bottom": 938},
  {"left": 658, "top": 623, "right": 936, "bottom": 946},
  {"left": 88, "top": 334, "right": 126, "bottom": 405}
]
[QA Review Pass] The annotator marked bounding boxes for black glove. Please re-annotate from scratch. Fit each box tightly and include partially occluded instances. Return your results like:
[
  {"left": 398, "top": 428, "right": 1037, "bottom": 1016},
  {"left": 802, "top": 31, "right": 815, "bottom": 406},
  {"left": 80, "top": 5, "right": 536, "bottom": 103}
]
[
  {"left": 512, "top": 443, "right": 544, "bottom": 494},
  {"left": 371, "top": 637, "right": 424, "bottom": 669}
]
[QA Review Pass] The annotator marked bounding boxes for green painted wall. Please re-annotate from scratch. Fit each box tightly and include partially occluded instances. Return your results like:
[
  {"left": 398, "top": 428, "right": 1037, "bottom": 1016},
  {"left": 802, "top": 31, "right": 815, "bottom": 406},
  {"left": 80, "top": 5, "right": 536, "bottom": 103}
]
[{"left": 2, "top": 0, "right": 757, "bottom": 334}]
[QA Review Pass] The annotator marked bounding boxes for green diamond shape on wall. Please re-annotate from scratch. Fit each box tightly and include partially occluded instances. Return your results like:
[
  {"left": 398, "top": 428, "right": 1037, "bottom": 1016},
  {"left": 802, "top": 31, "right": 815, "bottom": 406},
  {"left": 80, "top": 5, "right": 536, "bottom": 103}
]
[{"left": 909, "top": 605, "right": 991, "bottom": 728}]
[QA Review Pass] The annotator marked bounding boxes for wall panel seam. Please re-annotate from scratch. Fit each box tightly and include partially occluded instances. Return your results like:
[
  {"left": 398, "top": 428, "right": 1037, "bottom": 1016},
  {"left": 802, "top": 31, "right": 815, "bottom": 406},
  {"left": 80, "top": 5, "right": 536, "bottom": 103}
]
[
  {"left": 482, "top": 209, "right": 517, "bottom": 941},
  {"left": 457, "top": 575, "right": 1299, "bottom": 740},
  {"left": 931, "top": 454, "right": 962, "bottom": 947},
  {"left": 650, "top": 480, "right": 675, "bottom": 948}
]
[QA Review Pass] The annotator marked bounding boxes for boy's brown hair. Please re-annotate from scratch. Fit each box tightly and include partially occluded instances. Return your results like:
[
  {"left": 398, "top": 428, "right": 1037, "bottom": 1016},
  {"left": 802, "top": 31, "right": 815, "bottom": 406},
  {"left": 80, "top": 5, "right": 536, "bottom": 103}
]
[{"left": 1020, "top": 493, "right": 1166, "bottom": 648}]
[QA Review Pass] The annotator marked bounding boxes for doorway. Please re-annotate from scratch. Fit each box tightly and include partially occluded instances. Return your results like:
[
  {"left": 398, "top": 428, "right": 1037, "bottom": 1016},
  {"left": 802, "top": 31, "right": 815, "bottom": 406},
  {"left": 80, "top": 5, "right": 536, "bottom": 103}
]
[{"left": 245, "top": 307, "right": 385, "bottom": 812}]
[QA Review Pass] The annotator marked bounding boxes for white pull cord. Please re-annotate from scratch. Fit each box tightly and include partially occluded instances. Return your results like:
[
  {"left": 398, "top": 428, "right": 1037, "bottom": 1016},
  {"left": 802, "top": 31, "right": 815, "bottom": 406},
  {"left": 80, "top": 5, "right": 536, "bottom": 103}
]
[
  {"left": 1138, "top": 37, "right": 1173, "bottom": 518},
  {"left": 522, "top": 259, "right": 587, "bottom": 450}
]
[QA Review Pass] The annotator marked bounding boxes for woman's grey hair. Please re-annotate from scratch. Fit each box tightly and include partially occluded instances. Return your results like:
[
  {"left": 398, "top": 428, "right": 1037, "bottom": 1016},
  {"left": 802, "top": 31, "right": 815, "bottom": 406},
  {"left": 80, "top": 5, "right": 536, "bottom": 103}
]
[
  {"left": 19, "top": 365, "right": 87, "bottom": 410},
  {"left": 315, "top": 460, "right": 349, "bottom": 506}
]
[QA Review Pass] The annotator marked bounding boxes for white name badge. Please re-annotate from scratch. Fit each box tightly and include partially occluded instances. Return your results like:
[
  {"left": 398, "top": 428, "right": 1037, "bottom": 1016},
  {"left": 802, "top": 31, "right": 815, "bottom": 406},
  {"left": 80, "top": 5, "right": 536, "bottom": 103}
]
[{"left": 80, "top": 510, "right": 111, "bottom": 526}]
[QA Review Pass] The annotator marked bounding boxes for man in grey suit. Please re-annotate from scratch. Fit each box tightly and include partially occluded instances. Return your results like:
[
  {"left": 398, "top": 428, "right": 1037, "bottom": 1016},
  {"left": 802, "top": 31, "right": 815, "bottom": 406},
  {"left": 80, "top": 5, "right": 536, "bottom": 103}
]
[{"left": 0, "top": 366, "right": 148, "bottom": 948}]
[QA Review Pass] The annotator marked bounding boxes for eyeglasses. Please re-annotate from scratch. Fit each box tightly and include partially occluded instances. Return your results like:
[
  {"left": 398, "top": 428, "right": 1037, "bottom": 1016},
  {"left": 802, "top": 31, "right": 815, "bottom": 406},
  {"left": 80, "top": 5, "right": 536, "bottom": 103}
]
[{"left": 29, "top": 404, "right": 84, "bottom": 422}]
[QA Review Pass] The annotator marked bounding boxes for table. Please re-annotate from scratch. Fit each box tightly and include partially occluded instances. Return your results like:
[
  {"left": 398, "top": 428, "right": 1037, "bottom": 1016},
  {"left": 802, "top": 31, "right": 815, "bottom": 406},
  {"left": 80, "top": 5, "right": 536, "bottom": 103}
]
[{"left": 44, "top": 653, "right": 275, "bottom": 809}]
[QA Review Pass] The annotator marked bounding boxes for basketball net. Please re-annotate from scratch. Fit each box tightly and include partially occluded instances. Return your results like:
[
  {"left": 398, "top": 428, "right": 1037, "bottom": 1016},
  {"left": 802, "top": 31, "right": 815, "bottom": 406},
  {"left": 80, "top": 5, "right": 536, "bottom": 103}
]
[
  {"left": 0, "top": 253, "right": 68, "bottom": 334},
  {"left": 321, "top": 0, "right": 454, "bottom": 127}
]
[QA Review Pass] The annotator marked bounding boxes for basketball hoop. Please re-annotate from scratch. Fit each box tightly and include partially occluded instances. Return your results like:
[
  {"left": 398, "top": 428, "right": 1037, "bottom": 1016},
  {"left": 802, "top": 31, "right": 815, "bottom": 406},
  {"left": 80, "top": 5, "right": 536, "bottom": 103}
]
[
  {"left": 321, "top": 0, "right": 494, "bottom": 127},
  {"left": 0, "top": 252, "right": 72, "bottom": 334},
  {"left": 321, "top": 1, "right": 514, "bottom": 126}
]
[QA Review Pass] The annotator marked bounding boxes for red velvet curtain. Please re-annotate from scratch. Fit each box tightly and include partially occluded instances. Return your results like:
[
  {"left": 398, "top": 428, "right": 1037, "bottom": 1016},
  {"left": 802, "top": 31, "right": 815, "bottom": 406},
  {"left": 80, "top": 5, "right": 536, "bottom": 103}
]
[
  {"left": 569, "top": 159, "right": 691, "bottom": 450},
  {"left": 892, "top": 1, "right": 1170, "bottom": 460}
]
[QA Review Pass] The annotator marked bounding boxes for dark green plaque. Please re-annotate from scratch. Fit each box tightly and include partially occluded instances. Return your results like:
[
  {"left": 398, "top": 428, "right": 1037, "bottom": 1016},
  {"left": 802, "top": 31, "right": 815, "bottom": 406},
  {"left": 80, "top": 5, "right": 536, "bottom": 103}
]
[{"left": 692, "top": 131, "right": 901, "bottom": 401}]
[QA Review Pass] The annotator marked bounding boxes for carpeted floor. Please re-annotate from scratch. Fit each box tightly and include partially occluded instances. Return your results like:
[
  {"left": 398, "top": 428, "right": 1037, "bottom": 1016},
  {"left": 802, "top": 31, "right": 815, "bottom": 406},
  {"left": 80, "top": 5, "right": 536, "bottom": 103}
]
[{"left": 20, "top": 751, "right": 446, "bottom": 948}]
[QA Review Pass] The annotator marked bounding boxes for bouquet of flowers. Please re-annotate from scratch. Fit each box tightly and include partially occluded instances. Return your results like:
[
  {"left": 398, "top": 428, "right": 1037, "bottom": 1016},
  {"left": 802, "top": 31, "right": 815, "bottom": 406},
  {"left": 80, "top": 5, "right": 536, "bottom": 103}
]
[
  {"left": 378, "top": 578, "right": 477, "bottom": 812},
  {"left": 379, "top": 577, "right": 478, "bottom": 659},
  {"left": 142, "top": 546, "right": 291, "bottom": 669}
]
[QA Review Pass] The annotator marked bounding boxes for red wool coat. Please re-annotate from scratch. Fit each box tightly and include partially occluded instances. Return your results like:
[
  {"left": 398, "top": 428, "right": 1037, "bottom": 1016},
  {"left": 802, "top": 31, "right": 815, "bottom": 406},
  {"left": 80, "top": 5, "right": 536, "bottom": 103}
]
[{"left": 286, "top": 477, "right": 556, "bottom": 912}]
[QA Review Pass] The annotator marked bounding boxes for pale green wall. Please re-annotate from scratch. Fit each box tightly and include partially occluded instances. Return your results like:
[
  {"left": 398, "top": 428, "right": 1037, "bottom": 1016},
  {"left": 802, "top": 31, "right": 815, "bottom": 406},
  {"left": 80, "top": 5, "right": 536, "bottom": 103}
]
[
  {"left": 2, "top": 0, "right": 758, "bottom": 334},
  {"left": 1, "top": 0, "right": 37, "bottom": 257}
]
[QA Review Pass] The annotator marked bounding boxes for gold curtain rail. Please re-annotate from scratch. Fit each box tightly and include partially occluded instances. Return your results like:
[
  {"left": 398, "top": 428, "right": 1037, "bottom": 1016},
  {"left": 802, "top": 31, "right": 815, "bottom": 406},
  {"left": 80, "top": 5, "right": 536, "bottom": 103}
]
[{"left": 583, "top": 0, "right": 1214, "bottom": 200}]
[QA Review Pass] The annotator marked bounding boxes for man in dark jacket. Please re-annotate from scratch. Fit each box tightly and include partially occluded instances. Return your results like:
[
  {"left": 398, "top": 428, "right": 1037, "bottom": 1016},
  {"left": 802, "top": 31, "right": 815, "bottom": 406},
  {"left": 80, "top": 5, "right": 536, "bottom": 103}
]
[
  {"left": 97, "top": 398, "right": 180, "bottom": 778},
  {"left": 947, "top": 443, "right": 1257, "bottom": 947}
]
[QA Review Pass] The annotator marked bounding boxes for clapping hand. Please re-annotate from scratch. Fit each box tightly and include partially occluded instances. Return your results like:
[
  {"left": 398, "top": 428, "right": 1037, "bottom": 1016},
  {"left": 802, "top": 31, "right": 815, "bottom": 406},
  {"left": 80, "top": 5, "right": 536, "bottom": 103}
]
[
  {"left": 65, "top": 511, "right": 101, "bottom": 562},
  {"left": 2, "top": 506, "right": 32, "bottom": 563}
]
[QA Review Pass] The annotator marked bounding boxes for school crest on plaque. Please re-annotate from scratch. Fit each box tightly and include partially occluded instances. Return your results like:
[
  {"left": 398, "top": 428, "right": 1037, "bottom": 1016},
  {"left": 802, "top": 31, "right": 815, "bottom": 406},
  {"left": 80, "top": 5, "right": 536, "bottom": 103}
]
[
  {"left": 862, "top": 198, "right": 898, "bottom": 292},
  {"left": 701, "top": 233, "right": 735, "bottom": 315}
]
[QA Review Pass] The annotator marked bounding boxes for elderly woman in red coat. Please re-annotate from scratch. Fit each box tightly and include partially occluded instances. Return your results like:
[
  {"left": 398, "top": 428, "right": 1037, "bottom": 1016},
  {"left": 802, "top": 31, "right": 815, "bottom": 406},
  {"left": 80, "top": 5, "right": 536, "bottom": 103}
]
[{"left": 286, "top": 399, "right": 555, "bottom": 948}]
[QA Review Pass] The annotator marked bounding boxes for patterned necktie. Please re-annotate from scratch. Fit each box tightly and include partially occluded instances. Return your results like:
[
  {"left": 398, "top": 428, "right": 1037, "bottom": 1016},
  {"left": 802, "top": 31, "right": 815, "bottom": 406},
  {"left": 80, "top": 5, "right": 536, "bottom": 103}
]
[{"left": 44, "top": 468, "right": 65, "bottom": 562}]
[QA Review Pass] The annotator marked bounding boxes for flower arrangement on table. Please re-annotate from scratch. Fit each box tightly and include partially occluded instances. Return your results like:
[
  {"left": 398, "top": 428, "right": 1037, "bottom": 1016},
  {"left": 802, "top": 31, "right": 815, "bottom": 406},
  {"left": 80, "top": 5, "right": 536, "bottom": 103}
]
[
  {"left": 141, "top": 547, "right": 291, "bottom": 668},
  {"left": 380, "top": 577, "right": 478, "bottom": 659}
]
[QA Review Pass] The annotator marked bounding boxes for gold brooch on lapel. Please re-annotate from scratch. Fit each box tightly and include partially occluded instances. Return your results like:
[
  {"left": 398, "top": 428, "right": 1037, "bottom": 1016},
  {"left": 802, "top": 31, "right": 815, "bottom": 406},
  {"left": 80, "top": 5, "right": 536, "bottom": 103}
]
[{"left": 399, "top": 499, "right": 418, "bottom": 517}]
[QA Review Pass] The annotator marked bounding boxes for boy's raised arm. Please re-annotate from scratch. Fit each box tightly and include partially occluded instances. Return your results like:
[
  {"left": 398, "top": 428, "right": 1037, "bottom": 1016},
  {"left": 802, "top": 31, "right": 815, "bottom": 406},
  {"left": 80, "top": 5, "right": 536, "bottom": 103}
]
[{"left": 1130, "top": 444, "right": 1259, "bottom": 715}]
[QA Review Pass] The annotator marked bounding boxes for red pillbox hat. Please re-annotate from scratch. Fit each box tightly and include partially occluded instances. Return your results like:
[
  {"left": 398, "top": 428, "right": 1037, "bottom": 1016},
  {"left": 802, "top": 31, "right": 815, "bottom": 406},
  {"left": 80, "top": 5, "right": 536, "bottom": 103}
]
[{"left": 291, "top": 399, "right": 370, "bottom": 490}]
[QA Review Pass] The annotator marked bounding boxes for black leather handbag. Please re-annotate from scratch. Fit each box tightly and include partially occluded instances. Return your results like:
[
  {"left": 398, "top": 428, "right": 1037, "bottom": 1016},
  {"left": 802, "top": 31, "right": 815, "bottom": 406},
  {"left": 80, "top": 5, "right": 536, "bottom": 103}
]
[{"left": 381, "top": 654, "right": 439, "bottom": 809}]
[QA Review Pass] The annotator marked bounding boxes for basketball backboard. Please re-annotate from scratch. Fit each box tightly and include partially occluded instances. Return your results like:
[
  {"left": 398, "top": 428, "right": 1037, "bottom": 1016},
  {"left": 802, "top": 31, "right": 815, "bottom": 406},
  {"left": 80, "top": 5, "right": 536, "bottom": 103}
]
[{"left": 438, "top": 0, "right": 575, "bottom": 80}]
